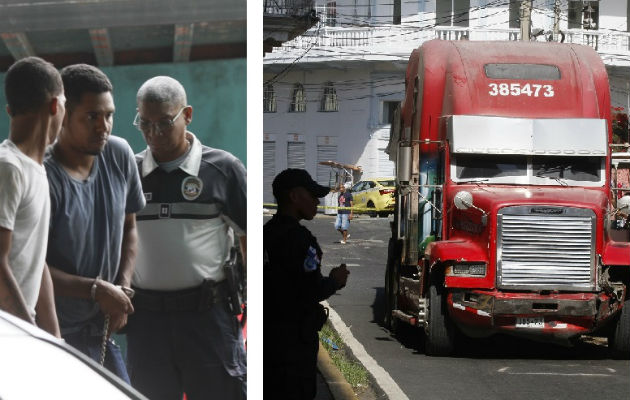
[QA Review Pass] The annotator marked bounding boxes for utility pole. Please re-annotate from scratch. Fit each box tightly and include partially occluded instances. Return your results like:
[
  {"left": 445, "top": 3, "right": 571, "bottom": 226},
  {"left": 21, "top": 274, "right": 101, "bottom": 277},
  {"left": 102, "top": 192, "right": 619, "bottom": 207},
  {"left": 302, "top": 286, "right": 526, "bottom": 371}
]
[
  {"left": 520, "top": 0, "right": 533, "bottom": 41},
  {"left": 552, "top": 0, "right": 560, "bottom": 40}
]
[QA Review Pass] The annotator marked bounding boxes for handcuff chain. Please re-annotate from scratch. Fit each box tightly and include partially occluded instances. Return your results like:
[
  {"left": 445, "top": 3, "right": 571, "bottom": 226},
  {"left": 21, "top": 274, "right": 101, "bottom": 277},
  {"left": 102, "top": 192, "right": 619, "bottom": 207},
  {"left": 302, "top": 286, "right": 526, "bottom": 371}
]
[
  {"left": 100, "top": 315, "right": 110, "bottom": 366},
  {"left": 98, "top": 286, "right": 134, "bottom": 366}
]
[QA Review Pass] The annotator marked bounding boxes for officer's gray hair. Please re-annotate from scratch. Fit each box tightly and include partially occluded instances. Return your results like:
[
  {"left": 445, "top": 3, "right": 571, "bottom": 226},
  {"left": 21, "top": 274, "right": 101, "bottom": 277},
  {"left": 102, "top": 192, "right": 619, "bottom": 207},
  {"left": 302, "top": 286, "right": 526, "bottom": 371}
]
[{"left": 136, "top": 76, "right": 187, "bottom": 108}]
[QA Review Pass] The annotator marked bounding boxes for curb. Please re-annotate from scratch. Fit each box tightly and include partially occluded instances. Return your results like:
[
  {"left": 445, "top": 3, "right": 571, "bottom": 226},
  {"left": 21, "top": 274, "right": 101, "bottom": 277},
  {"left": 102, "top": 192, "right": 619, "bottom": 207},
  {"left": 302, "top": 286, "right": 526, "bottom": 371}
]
[
  {"left": 324, "top": 301, "right": 410, "bottom": 400},
  {"left": 317, "top": 342, "right": 359, "bottom": 400}
]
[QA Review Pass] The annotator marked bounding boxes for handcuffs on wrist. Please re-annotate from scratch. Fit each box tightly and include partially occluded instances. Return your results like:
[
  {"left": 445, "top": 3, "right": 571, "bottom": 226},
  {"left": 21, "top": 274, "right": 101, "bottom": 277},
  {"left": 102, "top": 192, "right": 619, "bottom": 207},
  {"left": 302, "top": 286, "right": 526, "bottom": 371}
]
[{"left": 90, "top": 276, "right": 135, "bottom": 301}]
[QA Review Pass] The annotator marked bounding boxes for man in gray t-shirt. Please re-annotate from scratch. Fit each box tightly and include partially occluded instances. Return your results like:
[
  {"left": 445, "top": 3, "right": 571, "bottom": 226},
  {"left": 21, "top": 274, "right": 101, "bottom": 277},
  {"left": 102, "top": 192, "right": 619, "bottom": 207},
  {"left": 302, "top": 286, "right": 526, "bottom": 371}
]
[{"left": 45, "top": 64, "right": 145, "bottom": 382}]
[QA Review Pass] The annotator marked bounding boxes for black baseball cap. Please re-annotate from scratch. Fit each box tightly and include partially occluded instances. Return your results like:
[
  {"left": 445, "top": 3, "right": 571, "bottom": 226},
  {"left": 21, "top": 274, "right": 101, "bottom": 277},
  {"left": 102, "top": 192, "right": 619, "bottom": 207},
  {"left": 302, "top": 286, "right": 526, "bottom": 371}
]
[{"left": 272, "top": 169, "right": 330, "bottom": 199}]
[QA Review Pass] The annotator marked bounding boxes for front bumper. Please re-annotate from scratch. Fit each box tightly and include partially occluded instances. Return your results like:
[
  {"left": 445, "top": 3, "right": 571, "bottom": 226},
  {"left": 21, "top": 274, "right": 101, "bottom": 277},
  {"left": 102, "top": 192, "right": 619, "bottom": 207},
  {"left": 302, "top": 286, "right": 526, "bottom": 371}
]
[{"left": 447, "top": 290, "right": 619, "bottom": 342}]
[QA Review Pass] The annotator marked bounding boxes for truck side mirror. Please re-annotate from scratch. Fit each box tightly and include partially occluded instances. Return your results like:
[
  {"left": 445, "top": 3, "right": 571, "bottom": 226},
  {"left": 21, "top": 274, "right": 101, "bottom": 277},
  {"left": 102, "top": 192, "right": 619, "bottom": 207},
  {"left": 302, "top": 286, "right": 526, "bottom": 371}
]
[
  {"left": 454, "top": 190, "right": 488, "bottom": 227},
  {"left": 454, "top": 191, "right": 473, "bottom": 210}
]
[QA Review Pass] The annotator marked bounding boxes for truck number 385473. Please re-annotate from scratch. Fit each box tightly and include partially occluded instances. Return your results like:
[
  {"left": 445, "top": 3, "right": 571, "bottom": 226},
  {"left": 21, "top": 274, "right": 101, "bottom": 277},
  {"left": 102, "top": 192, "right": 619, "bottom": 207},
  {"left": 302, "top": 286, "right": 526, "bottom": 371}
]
[{"left": 488, "top": 83, "right": 554, "bottom": 97}]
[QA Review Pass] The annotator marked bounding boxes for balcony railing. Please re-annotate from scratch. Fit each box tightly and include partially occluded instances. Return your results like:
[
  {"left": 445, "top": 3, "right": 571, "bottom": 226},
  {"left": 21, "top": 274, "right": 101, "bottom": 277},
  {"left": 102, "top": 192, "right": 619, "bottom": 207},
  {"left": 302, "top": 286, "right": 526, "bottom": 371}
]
[
  {"left": 269, "top": 21, "right": 630, "bottom": 66},
  {"left": 564, "top": 29, "right": 630, "bottom": 52},
  {"left": 281, "top": 25, "right": 520, "bottom": 50},
  {"left": 264, "top": 0, "right": 314, "bottom": 16}
]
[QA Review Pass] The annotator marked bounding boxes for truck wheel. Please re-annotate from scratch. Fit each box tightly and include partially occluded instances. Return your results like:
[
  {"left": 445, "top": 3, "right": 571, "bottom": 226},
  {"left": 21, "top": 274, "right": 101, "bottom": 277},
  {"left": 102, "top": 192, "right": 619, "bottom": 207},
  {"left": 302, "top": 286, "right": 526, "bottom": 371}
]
[
  {"left": 367, "top": 202, "right": 377, "bottom": 218},
  {"left": 425, "top": 283, "right": 456, "bottom": 356},
  {"left": 609, "top": 302, "right": 630, "bottom": 359},
  {"left": 384, "top": 259, "right": 399, "bottom": 333}
]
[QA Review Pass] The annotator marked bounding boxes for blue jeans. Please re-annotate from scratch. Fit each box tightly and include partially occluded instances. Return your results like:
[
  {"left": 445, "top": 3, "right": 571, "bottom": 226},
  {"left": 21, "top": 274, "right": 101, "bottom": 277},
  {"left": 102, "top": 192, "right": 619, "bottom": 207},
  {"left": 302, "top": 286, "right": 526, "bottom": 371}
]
[
  {"left": 335, "top": 213, "right": 350, "bottom": 231},
  {"left": 64, "top": 328, "right": 130, "bottom": 383},
  {"left": 126, "top": 302, "right": 246, "bottom": 400}
]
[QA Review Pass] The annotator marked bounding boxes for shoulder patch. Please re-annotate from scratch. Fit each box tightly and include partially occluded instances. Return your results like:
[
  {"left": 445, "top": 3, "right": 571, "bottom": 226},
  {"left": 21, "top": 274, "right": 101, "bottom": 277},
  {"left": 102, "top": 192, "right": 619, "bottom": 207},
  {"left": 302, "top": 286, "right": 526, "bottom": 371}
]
[
  {"left": 303, "top": 245, "right": 320, "bottom": 272},
  {"left": 181, "top": 176, "right": 203, "bottom": 201}
]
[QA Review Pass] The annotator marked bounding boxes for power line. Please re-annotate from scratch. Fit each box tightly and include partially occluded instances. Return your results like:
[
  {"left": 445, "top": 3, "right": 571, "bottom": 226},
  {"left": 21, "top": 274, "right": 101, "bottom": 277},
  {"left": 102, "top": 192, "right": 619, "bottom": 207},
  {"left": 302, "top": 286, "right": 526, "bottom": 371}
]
[{"left": 265, "top": 0, "right": 630, "bottom": 89}]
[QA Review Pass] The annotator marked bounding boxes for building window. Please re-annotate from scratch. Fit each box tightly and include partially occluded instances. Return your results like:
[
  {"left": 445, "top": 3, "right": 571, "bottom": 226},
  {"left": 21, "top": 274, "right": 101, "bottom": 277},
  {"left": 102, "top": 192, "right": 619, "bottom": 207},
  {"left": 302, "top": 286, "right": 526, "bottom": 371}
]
[
  {"left": 509, "top": 0, "right": 521, "bottom": 29},
  {"left": 290, "top": 83, "right": 306, "bottom": 112},
  {"left": 436, "top": 0, "right": 470, "bottom": 27},
  {"left": 320, "top": 82, "right": 339, "bottom": 112},
  {"left": 326, "top": 1, "right": 336, "bottom": 27},
  {"left": 393, "top": 0, "right": 401, "bottom": 25},
  {"left": 264, "top": 84, "right": 276, "bottom": 113},
  {"left": 568, "top": 1, "right": 598, "bottom": 30},
  {"left": 381, "top": 101, "right": 400, "bottom": 125}
]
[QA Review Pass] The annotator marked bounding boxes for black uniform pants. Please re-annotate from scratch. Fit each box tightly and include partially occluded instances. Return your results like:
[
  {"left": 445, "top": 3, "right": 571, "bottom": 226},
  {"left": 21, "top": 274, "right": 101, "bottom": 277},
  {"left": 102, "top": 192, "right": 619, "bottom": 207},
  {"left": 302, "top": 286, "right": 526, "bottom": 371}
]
[{"left": 264, "top": 324, "right": 319, "bottom": 399}]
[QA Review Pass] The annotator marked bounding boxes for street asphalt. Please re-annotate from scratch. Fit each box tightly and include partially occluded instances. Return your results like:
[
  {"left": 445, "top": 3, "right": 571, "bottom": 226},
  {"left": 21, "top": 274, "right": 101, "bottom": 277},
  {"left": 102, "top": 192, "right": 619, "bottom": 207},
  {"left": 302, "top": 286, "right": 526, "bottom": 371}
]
[{"left": 264, "top": 212, "right": 630, "bottom": 400}]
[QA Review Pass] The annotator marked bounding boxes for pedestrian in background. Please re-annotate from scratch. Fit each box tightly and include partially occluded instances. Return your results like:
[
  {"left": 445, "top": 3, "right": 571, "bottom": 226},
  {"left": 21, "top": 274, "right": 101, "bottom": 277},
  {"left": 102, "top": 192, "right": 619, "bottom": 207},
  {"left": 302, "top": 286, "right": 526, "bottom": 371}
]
[
  {"left": 0, "top": 57, "right": 64, "bottom": 337},
  {"left": 264, "top": 168, "right": 350, "bottom": 399},
  {"left": 126, "top": 76, "right": 247, "bottom": 400},
  {"left": 45, "top": 64, "right": 145, "bottom": 381},
  {"left": 335, "top": 183, "right": 353, "bottom": 244}
]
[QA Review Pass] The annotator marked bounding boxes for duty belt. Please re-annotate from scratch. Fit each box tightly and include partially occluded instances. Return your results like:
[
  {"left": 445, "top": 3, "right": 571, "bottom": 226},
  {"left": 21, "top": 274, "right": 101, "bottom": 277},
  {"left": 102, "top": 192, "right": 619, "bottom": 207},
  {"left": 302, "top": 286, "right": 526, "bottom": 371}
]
[{"left": 132, "top": 279, "right": 228, "bottom": 312}]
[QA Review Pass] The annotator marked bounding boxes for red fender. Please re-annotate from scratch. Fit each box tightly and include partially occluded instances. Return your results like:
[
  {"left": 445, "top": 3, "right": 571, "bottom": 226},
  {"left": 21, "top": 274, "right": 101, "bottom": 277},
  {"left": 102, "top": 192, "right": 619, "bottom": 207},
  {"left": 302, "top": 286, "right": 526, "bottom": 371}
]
[
  {"left": 602, "top": 241, "right": 630, "bottom": 266},
  {"left": 425, "top": 240, "right": 488, "bottom": 267}
]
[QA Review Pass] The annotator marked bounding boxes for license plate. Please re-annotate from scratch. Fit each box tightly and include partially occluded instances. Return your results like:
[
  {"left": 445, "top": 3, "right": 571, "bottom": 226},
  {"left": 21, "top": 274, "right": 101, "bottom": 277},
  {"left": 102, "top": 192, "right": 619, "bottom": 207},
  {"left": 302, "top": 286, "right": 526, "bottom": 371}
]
[{"left": 515, "top": 317, "right": 544, "bottom": 328}]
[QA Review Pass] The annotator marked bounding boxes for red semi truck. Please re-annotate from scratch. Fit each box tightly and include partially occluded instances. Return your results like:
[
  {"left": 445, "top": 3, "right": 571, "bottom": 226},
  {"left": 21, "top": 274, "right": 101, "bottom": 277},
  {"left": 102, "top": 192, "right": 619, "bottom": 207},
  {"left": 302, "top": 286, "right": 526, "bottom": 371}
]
[{"left": 385, "top": 39, "right": 630, "bottom": 357}]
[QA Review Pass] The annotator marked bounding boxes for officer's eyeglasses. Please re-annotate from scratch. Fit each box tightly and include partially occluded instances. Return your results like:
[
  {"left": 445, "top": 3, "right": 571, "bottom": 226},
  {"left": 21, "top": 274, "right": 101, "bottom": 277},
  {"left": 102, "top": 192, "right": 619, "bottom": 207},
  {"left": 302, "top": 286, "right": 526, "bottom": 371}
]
[{"left": 133, "top": 106, "right": 187, "bottom": 135}]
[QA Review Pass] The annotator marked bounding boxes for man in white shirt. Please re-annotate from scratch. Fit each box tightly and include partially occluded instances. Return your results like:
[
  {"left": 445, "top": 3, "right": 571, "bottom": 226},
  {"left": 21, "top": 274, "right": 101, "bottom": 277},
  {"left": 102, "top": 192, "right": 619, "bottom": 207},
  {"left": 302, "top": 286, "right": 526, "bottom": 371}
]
[{"left": 0, "top": 57, "right": 65, "bottom": 336}]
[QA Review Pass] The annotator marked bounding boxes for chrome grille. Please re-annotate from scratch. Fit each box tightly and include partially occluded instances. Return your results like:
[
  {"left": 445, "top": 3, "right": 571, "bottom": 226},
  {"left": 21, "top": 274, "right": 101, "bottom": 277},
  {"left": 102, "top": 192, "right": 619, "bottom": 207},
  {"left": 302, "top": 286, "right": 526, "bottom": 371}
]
[{"left": 497, "top": 206, "right": 595, "bottom": 290}]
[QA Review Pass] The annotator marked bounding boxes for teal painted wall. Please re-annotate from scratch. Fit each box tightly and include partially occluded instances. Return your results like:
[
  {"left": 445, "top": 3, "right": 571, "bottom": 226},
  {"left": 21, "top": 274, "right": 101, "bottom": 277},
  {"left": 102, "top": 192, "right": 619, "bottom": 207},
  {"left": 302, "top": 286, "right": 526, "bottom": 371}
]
[{"left": 0, "top": 59, "right": 246, "bottom": 165}]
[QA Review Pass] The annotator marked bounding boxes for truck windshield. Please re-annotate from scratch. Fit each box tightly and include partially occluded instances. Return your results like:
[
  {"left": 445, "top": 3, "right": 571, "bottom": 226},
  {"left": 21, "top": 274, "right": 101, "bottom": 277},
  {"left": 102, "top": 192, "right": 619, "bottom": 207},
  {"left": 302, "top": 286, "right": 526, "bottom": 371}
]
[
  {"left": 533, "top": 156, "right": 600, "bottom": 182},
  {"left": 452, "top": 154, "right": 604, "bottom": 186},
  {"left": 456, "top": 154, "right": 527, "bottom": 179}
]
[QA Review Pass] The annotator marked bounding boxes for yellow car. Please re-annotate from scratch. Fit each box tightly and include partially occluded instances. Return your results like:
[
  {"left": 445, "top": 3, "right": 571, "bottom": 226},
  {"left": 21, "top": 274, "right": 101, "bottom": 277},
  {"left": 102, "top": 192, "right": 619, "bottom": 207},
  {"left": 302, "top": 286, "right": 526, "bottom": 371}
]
[{"left": 350, "top": 178, "right": 396, "bottom": 217}]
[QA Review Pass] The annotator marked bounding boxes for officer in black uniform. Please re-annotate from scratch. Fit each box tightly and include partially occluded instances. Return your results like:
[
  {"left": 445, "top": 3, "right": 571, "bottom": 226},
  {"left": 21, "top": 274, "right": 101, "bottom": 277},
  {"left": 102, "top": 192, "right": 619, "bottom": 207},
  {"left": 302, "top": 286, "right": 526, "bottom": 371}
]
[{"left": 264, "top": 168, "right": 350, "bottom": 400}]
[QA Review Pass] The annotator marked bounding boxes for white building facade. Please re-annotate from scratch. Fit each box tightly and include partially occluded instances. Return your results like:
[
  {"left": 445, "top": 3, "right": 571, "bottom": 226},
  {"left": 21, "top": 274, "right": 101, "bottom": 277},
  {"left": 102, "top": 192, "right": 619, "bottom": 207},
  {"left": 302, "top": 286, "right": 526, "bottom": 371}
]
[{"left": 263, "top": 0, "right": 630, "bottom": 203}]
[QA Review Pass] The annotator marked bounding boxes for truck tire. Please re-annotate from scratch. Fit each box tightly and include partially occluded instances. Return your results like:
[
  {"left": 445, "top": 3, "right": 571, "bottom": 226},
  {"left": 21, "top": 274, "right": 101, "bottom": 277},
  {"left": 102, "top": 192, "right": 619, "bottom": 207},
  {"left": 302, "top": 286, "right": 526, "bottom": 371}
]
[
  {"left": 384, "top": 238, "right": 401, "bottom": 332},
  {"left": 384, "top": 262, "right": 394, "bottom": 329},
  {"left": 425, "top": 283, "right": 456, "bottom": 356},
  {"left": 609, "top": 302, "right": 630, "bottom": 359},
  {"left": 384, "top": 262, "right": 399, "bottom": 333}
]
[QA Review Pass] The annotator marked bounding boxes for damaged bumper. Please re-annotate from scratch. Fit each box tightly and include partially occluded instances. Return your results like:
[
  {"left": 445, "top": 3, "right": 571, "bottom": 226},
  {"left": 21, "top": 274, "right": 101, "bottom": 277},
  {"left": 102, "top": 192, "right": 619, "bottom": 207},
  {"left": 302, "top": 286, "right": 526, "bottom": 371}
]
[{"left": 447, "top": 290, "right": 619, "bottom": 343}]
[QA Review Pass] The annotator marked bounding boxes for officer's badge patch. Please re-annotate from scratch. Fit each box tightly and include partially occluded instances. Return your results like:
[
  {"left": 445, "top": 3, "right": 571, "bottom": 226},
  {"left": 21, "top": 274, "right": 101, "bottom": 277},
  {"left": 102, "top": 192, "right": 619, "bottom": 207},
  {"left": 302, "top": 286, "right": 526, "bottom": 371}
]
[
  {"left": 304, "top": 246, "right": 319, "bottom": 272},
  {"left": 181, "top": 176, "right": 203, "bottom": 201}
]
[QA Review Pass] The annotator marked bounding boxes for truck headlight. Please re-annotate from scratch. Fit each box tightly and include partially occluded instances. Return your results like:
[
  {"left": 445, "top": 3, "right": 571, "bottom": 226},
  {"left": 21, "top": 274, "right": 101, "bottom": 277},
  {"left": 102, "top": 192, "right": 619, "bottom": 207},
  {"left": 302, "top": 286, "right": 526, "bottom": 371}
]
[{"left": 449, "top": 263, "right": 487, "bottom": 276}]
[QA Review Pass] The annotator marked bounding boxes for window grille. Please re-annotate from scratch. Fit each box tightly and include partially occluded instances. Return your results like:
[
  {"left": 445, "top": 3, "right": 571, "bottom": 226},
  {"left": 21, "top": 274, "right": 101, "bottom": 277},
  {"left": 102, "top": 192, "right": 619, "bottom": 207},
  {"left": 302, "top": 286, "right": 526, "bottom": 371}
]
[
  {"left": 264, "top": 84, "right": 276, "bottom": 113},
  {"left": 290, "top": 83, "right": 306, "bottom": 112},
  {"left": 320, "top": 82, "right": 338, "bottom": 112}
]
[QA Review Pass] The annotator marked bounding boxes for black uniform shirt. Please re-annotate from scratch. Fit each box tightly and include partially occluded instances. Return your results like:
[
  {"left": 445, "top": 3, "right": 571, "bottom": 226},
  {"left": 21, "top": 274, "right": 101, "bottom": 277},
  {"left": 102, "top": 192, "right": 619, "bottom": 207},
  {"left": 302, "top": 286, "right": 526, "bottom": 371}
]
[{"left": 263, "top": 213, "right": 337, "bottom": 322}]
